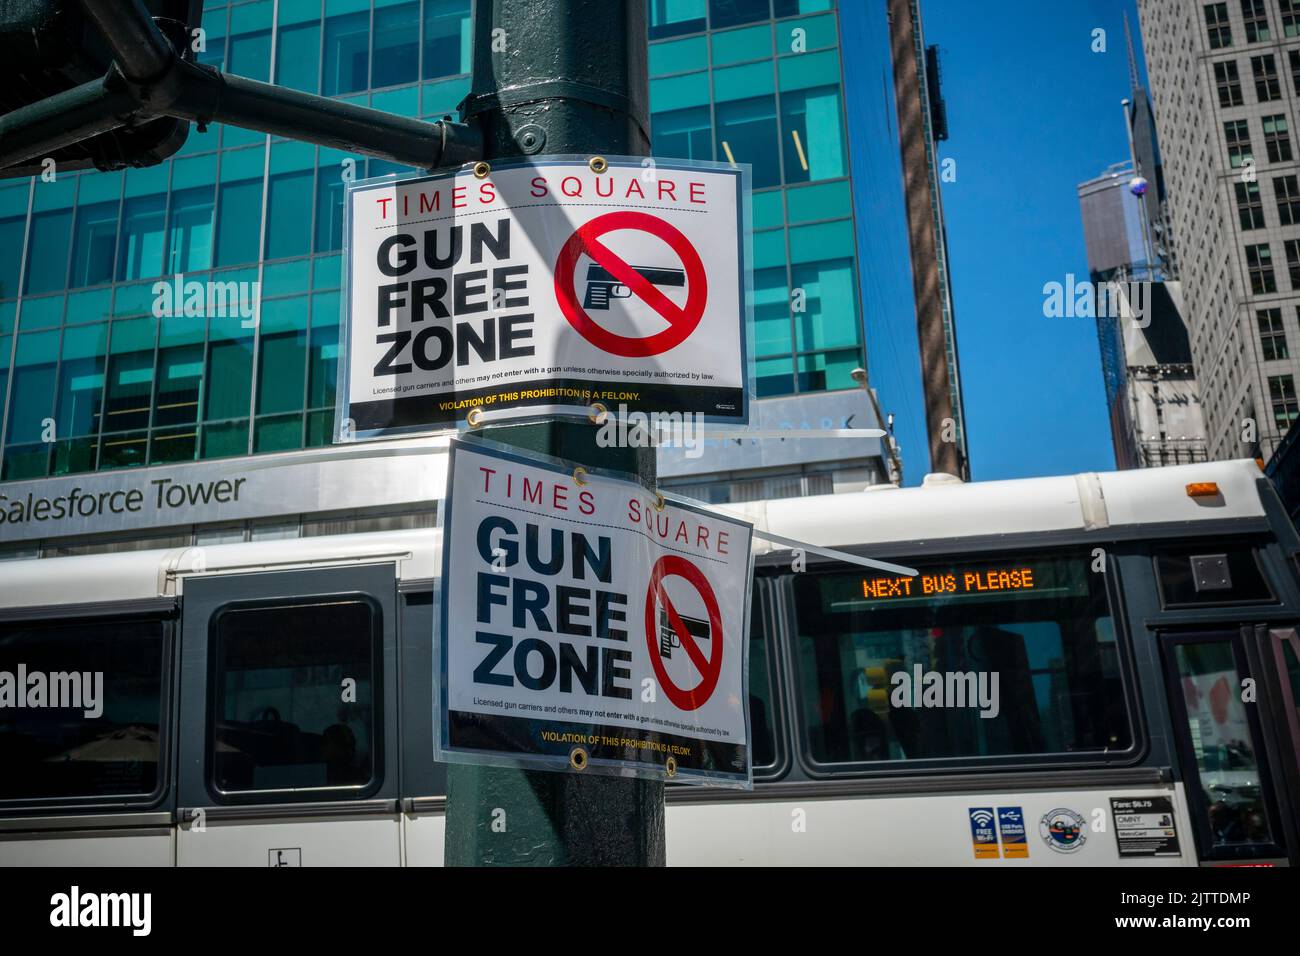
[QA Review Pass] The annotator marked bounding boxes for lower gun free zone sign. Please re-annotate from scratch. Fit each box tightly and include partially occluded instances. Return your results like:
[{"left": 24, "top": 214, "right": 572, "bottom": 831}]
[
  {"left": 342, "top": 157, "right": 749, "bottom": 437},
  {"left": 436, "top": 438, "right": 754, "bottom": 786}
]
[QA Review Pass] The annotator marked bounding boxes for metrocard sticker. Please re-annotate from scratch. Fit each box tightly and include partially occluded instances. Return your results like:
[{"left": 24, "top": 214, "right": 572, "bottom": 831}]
[
  {"left": 342, "top": 157, "right": 749, "bottom": 437},
  {"left": 436, "top": 438, "right": 754, "bottom": 786}
]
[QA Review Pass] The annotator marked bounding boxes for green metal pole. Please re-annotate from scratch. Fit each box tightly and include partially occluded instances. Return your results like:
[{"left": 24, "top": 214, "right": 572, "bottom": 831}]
[{"left": 443, "top": 0, "right": 665, "bottom": 866}]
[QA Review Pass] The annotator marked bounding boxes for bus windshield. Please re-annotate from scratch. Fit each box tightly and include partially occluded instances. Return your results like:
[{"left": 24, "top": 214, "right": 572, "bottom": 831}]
[{"left": 788, "top": 551, "right": 1132, "bottom": 767}]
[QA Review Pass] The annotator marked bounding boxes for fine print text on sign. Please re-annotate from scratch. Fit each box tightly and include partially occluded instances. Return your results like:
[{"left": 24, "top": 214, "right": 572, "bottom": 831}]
[
  {"left": 343, "top": 157, "right": 749, "bottom": 436},
  {"left": 437, "top": 438, "right": 754, "bottom": 786}
]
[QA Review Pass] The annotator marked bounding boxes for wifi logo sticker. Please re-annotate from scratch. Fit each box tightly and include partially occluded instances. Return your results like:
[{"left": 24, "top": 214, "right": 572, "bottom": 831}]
[{"left": 968, "top": 807, "right": 1000, "bottom": 859}]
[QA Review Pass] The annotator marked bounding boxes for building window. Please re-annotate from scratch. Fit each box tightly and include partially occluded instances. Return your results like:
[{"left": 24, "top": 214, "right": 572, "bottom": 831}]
[
  {"left": 1259, "top": 308, "right": 1289, "bottom": 360},
  {"left": 1236, "top": 180, "right": 1266, "bottom": 229},
  {"left": 715, "top": 95, "right": 781, "bottom": 189},
  {"left": 69, "top": 200, "right": 120, "bottom": 289},
  {"left": 264, "top": 170, "right": 314, "bottom": 261},
  {"left": 275, "top": 20, "right": 320, "bottom": 94},
  {"left": 1285, "top": 0, "right": 1300, "bottom": 36},
  {"left": 1215, "top": 60, "right": 1244, "bottom": 106},
  {"left": 1242, "top": 0, "right": 1271, "bottom": 42},
  {"left": 423, "top": 0, "right": 472, "bottom": 80},
  {"left": 1206, "top": 3, "right": 1233, "bottom": 48},
  {"left": 323, "top": 10, "right": 370, "bottom": 96},
  {"left": 1247, "top": 242, "right": 1277, "bottom": 293},
  {"left": 710, "top": 0, "right": 770, "bottom": 30},
  {"left": 372, "top": 2, "right": 419, "bottom": 89},
  {"left": 214, "top": 175, "right": 262, "bottom": 267},
  {"left": 1264, "top": 114, "right": 1293, "bottom": 162},
  {"left": 1270, "top": 374, "right": 1300, "bottom": 430},
  {"left": 1252, "top": 54, "right": 1281, "bottom": 101},
  {"left": 116, "top": 194, "right": 166, "bottom": 282},
  {"left": 166, "top": 186, "right": 214, "bottom": 274},
  {"left": 649, "top": 0, "right": 706, "bottom": 39},
  {"left": 651, "top": 106, "right": 714, "bottom": 163},
  {"left": 23, "top": 210, "right": 72, "bottom": 295},
  {"left": 780, "top": 85, "right": 847, "bottom": 184},
  {"left": 53, "top": 323, "right": 108, "bottom": 474},
  {"left": 1285, "top": 238, "right": 1300, "bottom": 287},
  {"left": 1225, "top": 118, "right": 1253, "bottom": 166},
  {"left": 1276, "top": 175, "right": 1300, "bottom": 224}
]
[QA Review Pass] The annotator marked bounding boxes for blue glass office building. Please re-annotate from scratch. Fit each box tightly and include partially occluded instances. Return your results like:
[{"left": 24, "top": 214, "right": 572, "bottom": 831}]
[{"left": 0, "top": 0, "right": 904, "bottom": 483}]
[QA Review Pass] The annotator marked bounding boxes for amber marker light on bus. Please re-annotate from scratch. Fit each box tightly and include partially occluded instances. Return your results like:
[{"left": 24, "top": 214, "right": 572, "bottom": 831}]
[{"left": 1186, "top": 482, "right": 1221, "bottom": 498}]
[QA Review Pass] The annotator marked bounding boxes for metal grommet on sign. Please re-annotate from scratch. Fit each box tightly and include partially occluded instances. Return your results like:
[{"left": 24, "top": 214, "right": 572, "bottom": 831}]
[
  {"left": 574, "top": 466, "right": 589, "bottom": 486},
  {"left": 653, "top": 491, "right": 666, "bottom": 512},
  {"left": 473, "top": 161, "right": 491, "bottom": 179},
  {"left": 467, "top": 407, "right": 484, "bottom": 429},
  {"left": 569, "top": 746, "right": 588, "bottom": 771},
  {"left": 589, "top": 156, "right": 608, "bottom": 174},
  {"left": 588, "top": 401, "right": 608, "bottom": 424},
  {"left": 665, "top": 756, "right": 677, "bottom": 778}
]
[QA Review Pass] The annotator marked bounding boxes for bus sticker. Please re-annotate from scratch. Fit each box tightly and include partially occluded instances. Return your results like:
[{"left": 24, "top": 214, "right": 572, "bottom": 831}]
[
  {"left": 998, "top": 806, "right": 1029, "bottom": 858},
  {"left": 968, "top": 807, "right": 1000, "bottom": 859},
  {"left": 1110, "top": 797, "right": 1181, "bottom": 858},
  {"left": 1040, "top": 808, "right": 1088, "bottom": 853}
]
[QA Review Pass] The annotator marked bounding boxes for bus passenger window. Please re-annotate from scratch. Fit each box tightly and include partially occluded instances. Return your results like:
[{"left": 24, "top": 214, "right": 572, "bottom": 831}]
[
  {"left": 211, "top": 600, "right": 378, "bottom": 795},
  {"left": 1174, "top": 641, "right": 1275, "bottom": 850},
  {"left": 790, "top": 554, "right": 1130, "bottom": 766},
  {"left": 748, "top": 592, "right": 776, "bottom": 769},
  {"left": 0, "top": 618, "right": 165, "bottom": 803}
]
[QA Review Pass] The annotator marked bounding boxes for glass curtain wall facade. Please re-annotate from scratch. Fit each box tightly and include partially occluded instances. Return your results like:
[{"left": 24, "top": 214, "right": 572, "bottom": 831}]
[{"left": 0, "top": 0, "right": 859, "bottom": 481}]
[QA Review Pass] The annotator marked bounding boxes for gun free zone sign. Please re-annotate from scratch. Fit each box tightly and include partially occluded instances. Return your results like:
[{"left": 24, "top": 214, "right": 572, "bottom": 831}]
[{"left": 342, "top": 157, "right": 749, "bottom": 436}]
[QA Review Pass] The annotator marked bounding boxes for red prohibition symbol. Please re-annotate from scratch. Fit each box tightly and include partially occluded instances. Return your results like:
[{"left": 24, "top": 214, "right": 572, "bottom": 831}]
[
  {"left": 644, "top": 554, "right": 724, "bottom": 712},
  {"left": 554, "top": 210, "right": 708, "bottom": 358}
]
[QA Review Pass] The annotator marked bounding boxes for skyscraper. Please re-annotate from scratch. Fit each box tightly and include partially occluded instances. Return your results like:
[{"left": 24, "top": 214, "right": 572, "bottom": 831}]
[
  {"left": 1138, "top": 0, "right": 1300, "bottom": 460},
  {"left": 1076, "top": 30, "right": 1208, "bottom": 470},
  {"left": 0, "top": 0, "right": 906, "bottom": 557}
]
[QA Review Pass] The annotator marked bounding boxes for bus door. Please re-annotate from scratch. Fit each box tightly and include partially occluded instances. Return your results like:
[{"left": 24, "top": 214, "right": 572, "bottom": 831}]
[
  {"left": 397, "top": 587, "right": 448, "bottom": 866},
  {"left": 175, "top": 564, "right": 402, "bottom": 866},
  {"left": 1161, "top": 627, "right": 1300, "bottom": 866}
]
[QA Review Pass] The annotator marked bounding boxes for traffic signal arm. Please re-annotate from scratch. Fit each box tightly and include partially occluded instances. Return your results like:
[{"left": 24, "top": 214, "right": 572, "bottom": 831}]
[{"left": 0, "top": 0, "right": 482, "bottom": 176}]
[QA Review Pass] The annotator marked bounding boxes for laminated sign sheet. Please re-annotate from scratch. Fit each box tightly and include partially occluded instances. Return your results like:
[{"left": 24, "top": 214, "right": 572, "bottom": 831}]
[
  {"left": 343, "top": 157, "right": 749, "bottom": 436},
  {"left": 437, "top": 439, "right": 755, "bottom": 786}
]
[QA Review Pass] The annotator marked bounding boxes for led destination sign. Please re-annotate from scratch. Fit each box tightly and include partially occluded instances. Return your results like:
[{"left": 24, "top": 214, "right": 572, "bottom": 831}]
[{"left": 861, "top": 567, "right": 1037, "bottom": 601}]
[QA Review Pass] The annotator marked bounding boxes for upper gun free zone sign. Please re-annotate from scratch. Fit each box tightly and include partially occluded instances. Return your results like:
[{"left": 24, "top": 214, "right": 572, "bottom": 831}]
[{"left": 342, "top": 158, "right": 750, "bottom": 437}]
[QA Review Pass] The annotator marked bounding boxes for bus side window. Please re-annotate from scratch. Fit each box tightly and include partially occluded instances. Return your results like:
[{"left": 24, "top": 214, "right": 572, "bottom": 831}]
[
  {"left": 210, "top": 599, "right": 380, "bottom": 796},
  {"left": 0, "top": 617, "right": 167, "bottom": 805}
]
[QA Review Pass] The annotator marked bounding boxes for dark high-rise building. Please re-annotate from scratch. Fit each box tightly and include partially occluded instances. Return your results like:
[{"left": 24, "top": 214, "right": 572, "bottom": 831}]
[{"left": 885, "top": 0, "right": 968, "bottom": 479}]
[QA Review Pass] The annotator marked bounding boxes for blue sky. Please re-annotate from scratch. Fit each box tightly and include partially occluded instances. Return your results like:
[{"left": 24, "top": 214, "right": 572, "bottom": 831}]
[{"left": 864, "top": 0, "right": 1147, "bottom": 482}]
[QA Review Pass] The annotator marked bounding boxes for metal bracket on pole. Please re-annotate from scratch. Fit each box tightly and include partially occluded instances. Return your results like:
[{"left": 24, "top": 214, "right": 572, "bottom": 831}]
[{"left": 0, "top": 0, "right": 483, "bottom": 175}]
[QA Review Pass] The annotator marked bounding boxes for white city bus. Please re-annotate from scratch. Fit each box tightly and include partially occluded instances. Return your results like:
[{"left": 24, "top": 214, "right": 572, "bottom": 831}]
[{"left": 1, "top": 455, "right": 1298, "bottom": 866}]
